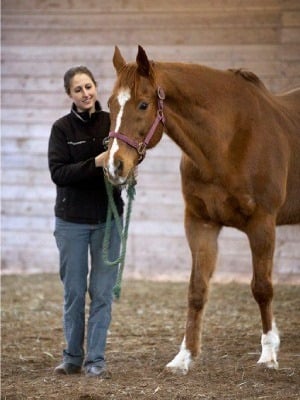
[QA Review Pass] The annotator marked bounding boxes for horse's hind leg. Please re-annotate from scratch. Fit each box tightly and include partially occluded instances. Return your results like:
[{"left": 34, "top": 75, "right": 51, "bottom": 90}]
[
  {"left": 166, "top": 212, "right": 220, "bottom": 374},
  {"left": 247, "top": 212, "right": 280, "bottom": 369}
]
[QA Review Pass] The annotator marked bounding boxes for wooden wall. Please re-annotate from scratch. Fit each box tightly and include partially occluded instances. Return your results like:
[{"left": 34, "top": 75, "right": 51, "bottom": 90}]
[{"left": 2, "top": 0, "right": 300, "bottom": 282}]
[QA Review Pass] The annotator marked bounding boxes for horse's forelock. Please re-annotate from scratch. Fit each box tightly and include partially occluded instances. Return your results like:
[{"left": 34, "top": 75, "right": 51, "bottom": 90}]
[
  {"left": 117, "top": 64, "right": 139, "bottom": 95},
  {"left": 117, "top": 62, "right": 156, "bottom": 99}
]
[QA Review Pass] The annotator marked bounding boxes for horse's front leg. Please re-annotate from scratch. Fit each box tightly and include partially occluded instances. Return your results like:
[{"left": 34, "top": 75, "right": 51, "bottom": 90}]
[
  {"left": 166, "top": 212, "right": 220, "bottom": 374},
  {"left": 247, "top": 212, "right": 280, "bottom": 369}
]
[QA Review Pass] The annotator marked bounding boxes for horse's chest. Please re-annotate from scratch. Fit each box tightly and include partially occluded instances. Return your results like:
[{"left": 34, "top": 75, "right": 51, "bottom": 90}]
[{"left": 184, "top": 184, "right": 250, "bottom": 228}]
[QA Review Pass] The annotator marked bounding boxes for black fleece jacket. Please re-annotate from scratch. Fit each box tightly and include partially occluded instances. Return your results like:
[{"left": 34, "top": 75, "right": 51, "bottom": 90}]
[{"left": 48, "top": 101, "right": 123, "bottom": 224}]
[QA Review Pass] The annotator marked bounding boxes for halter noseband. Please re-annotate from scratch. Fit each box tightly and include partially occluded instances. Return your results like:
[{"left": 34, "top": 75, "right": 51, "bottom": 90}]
[{"left": 107, "top": 87, "right": 166, "bottom": 163}]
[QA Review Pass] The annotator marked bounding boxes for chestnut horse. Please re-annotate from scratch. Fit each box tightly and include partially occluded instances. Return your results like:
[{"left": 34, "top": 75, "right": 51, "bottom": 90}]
[{"left": 101, "top": 45, "right": 300, "bottom": 374}]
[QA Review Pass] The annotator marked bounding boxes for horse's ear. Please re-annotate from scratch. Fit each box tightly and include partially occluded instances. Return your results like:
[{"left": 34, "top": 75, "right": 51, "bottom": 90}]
[
  {"left": 113, "top": 46, "right": 126, "bottom": 74},
  {"left": 136, "top": 45, "right": 152, "bottom": 77}
]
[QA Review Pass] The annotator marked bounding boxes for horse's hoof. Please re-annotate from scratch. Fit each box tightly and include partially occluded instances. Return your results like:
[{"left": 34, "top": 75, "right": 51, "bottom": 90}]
[
  {"left": 257, "top": 359, "right": 279, "bottom": 370},
  {"left": 164, "top": 363, "right": 189, "bottom": 375}
]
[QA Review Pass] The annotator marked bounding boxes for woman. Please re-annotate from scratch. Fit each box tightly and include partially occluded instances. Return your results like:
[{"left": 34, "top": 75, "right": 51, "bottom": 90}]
[{"left": 48, "top": 66, "right": 123, "bottom": 378}]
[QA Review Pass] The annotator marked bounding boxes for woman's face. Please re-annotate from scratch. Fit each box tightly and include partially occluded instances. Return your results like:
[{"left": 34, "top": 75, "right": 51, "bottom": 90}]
[{"left": 69, "top": 73, "right": 97, "bottom": 113}]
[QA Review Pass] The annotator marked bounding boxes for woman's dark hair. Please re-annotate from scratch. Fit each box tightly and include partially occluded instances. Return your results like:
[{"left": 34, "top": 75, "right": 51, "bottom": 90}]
[{"left": 64, "top": 66, "right": 97, "bottom": 94}]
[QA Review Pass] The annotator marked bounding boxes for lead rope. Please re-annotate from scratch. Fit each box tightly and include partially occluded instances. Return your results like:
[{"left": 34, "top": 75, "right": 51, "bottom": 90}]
[{"left": 103, "top": 174, "right": 136, "bottom": 299}]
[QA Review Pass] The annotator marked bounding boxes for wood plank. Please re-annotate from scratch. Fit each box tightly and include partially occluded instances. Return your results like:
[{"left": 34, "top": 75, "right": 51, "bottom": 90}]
[
  {"left": 2, "top": 231, "right": 58, "bottom": 248},
  {"left": 2, "top": 151, "right": 48, "bottom": 171},
  {"left": 130, "top": 185, "right": 184, "bottom": 207},
  {"left": 1, "top": 170, "right": 54, "bottom": 188},
  {"left": 1, "top": 249, "right": 58, "bottom": 274},
  {"left": 2, "top": 109, "right": 72, "bottom": 124},
  {"left": 2, "top": 138, "right": 49, "bottom": 153},
  {"left": 1, "top": 0, "right": 283, "bottom": 13},
  {"left": 1, "top": 92, "right": 114, "bottom": 109},
  {"left": 276, "top": 225, "right": 300, "bottom": 240},
  {"left": 1, "top": 76, "right": 116, "bottom": 92},
  {"left": 279, "top": 44, "right": 300, "bottom": 60},
  {"left": 2, "top": 200, "right": 55, "bottom": 217},
  {"left": 2, "top": 215, "right": 54, "bottom": 231},
  {"left": 1, "top": 60, "right": 120, "bottom": 80},
  {"left": 275, "top": 241, "right": 300, "bottom": 258},
  {"left": 1, "top": 60, "right": 281, "bottom": 80},
  {"left": 2, "top": 27, "right": 280, "bottom": 46},
  {"left": 282, "top": 27, "right": 300, "bottom": 43},
  {"left": 282, "top": 11, "right": 300, "bottom": 26},
  {"left": 2, "top": 11, "right": 281, "bottom": 30},
  {"left": 2, "top": 124, "right": 54, "bottom": 139},
  {"left": 2, "top": 184, "right": 55, "bottom": 200},
  {"left": 274, "top": 259, "right": 300, "bottom": 275},
  {"left": 2, "top": 44, "right": 283, "bottom": 62}
]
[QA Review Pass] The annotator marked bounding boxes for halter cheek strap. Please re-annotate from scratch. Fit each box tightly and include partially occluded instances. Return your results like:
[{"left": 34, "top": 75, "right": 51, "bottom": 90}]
[{"left": 108, "top": 87, "right": 166, "bottom": 162}]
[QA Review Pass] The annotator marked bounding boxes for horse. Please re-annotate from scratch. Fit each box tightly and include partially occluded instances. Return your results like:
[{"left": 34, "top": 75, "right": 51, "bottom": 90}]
[{"left": 99, "top": 45, "right": 300, "bottom": 374}]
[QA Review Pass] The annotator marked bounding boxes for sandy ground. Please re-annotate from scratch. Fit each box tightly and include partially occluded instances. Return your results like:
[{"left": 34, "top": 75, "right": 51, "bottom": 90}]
[{"left": 1, "top": 274, "right": 300, "bottom": 399}]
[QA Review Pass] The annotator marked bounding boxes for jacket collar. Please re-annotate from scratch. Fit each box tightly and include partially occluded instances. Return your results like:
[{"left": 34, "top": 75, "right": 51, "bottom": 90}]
[{"left": 71, "top": 100, "right": 102, "bottom": 122}]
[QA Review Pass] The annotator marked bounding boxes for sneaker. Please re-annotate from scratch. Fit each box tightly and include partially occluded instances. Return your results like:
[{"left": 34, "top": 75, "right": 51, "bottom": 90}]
[
  {"left": 54, "top": 362, "right": 81, "bottom": 375},
  {"left": 85, "top": 365, "right": 112, "bottom": 378}
]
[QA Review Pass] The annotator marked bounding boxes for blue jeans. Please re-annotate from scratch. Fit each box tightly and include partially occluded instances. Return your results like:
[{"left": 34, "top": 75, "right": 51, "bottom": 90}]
[{"left": 54, "top": 217, "right": 121, "bottom": 368}]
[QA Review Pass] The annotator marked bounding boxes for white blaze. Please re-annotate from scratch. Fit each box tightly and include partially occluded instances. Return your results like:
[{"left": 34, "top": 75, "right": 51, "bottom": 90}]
[
  {"left": 115, "top": 88, "right": 131, "bottom": 132},
  {"left": 108, "top": 88, "right": 131, "bottom": 178}
]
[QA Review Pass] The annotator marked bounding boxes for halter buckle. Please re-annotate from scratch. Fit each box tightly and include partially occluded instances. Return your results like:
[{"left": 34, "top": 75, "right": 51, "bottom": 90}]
[
  {"left": 137, "top": 142, "right": 147, "bottom": 156},
  {"left": 157, "top": 87, "right": 166, "bottom": 100},
  {"left": 103, "top": 136, "right": 109, "bottom": 150}
]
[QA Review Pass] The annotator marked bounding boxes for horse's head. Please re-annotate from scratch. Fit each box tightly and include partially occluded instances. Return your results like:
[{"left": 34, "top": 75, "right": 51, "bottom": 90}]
[{"left": 103, "top": 45, "right": 165, "bottom": 185}]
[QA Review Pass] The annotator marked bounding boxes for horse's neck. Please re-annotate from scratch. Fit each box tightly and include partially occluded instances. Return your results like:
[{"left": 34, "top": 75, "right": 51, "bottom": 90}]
[{"left": 159, "top": 65, "right": 233, "bottom": 179}]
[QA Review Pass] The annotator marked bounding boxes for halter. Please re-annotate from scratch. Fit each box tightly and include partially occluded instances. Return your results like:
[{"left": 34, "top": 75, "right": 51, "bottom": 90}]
[{"left": 108, "top": 87, "right": 166, "bottom": 163}]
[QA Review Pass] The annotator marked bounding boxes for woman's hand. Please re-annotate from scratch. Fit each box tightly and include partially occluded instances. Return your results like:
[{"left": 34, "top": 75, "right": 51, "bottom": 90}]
[{"left": 95, "top": 151, "right": 108, "bottom": 168}]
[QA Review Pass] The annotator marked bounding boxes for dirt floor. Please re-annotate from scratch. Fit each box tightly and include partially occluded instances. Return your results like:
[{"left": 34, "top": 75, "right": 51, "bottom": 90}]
[{"left": 1, "top": 274, "right": 300, "bottom": 400}]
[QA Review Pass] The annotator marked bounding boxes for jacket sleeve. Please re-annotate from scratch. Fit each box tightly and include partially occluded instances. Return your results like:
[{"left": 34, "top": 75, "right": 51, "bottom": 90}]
[{"left": 48, "top": 122, "right": 101, "bottom": 186}]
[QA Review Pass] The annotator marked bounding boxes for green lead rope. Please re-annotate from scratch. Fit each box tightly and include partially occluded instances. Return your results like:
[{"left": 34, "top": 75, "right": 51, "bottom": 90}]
[{"left": 103, "top": 175, "right": 136, "bottom": 299}]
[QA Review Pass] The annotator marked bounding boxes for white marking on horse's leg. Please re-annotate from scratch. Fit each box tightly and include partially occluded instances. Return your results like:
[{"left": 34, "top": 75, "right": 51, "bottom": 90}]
[
  {"left": 107, "top": 88, "right": 131, "bottom": 179},
  {"left": 257, "top": 320, "right": 280, "bottom": 369},
  {"left": 165, "top": 337, "right": 193, "bottom": 375}
]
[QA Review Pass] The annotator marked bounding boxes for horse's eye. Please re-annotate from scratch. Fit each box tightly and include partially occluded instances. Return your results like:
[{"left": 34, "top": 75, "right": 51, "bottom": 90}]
[{"left": 138, "top": 102, "right": 148, "bottom": 110}]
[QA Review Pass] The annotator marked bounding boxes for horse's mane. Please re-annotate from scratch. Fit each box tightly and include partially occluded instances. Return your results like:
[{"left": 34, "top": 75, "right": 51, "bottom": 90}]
[
  {"left": 118, "top": 62, "right": 267, "bottom": 96},
  {"left": 229, "top": 68, "right": 267, "bottom": 90}
]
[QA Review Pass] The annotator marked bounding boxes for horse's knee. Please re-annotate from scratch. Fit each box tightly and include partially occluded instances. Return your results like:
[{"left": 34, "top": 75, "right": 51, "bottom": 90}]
[{"left": 251, "top": 278, "right": 273, "bottom": 305}]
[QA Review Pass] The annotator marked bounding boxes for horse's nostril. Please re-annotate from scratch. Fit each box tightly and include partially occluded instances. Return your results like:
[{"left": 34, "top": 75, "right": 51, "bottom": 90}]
[{"left": 116, "top": 159, "right": 123, "bottom": 173}]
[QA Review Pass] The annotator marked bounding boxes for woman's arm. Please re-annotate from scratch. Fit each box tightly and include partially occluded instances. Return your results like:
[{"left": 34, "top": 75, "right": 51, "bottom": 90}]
[{"left": 48, "top": 124, "right": 101, "bottom": 186}]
